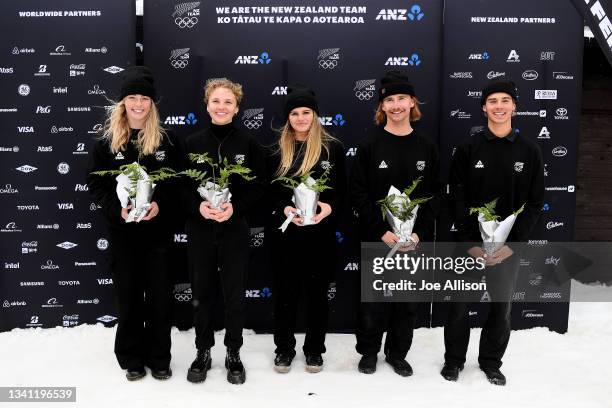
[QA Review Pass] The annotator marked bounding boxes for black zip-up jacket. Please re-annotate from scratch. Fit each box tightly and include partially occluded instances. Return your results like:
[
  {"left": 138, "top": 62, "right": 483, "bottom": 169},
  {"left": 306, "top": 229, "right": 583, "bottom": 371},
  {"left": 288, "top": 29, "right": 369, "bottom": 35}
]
[
  {"left": 267, "top": 139, "right": 347, "bottom": 231},
  {"left": 350, "top": 127, "right": 440, "bottom": 242},
  {"left": 182, "top": 123, "right": 266, "bottom": 221},
  {"left": 449, "top": 127, "right": 544, "bottom": 243},
  {"left": 86, "top": 130, "right": 181, "bottom": 233}
]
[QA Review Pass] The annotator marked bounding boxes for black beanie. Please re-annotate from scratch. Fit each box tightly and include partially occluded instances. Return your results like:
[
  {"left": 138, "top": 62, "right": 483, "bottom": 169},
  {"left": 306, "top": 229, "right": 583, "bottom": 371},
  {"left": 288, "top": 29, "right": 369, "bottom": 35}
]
[
  {"left": 283, "top": 84, "right": 319, "bottom": 119},
  {"left": 481, "top": 79, "right": 518, "bottom": 106},
  {"left": 119, "top": 66, "right": 157, "bottom": 101},
  {"left": 379, "top": 70, "right": 416, "bottom": 101}
]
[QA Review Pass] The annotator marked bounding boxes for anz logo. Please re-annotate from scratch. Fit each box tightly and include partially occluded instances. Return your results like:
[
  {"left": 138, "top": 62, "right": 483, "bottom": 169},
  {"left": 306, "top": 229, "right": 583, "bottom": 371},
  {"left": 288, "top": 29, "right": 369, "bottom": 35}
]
[
  {"left": 319, "top": 114, "right": 347, "bottom": 126},
  {"left": 385, "top": 53, "right": 421, "bottom": 66},
  {"left": 375, "top": 5, "right": 425, "bottom": 21},
  {"left": 235, "top": 52, "right": 271, "bottom": 64},
  {"left": 245, "top": 287, "right": 272, "bottom": 298}
]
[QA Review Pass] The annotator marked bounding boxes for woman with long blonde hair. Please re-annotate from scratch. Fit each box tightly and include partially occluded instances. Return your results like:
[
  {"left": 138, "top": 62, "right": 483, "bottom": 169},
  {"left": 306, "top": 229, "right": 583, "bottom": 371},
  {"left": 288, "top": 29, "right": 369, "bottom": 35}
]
[
  {"left": 87, "top": 66, "right": 180, "bottom": 382},
  {"left": 268, "top": 84, "right": 346, "bottom": 374}
]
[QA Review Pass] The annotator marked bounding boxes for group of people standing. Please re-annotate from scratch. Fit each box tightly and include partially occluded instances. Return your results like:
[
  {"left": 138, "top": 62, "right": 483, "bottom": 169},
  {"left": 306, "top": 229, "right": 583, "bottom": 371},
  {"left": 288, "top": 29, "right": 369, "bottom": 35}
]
[{"left": 87, "top": 66, "right": 543, "bottom": 387}]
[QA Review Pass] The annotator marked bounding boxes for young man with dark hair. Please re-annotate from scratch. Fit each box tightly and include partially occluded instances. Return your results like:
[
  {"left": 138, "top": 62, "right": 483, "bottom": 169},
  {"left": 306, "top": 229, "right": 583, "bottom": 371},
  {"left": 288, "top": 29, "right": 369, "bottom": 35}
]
[{"left": 443, "top": 79, "right": 544, "bottom": 385}]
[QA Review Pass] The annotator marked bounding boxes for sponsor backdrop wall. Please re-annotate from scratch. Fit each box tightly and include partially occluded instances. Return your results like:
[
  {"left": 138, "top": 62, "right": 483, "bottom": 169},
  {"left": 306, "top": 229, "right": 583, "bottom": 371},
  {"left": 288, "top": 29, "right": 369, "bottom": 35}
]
[
  {"left": 434, "top": 0, "right": 583, "bottom": 332},
  {"left": 0, "top": 0, "right": 135, "bottom": 331},
  {"left": 1, "top": 0, "right": 583, "bottom": 334}
]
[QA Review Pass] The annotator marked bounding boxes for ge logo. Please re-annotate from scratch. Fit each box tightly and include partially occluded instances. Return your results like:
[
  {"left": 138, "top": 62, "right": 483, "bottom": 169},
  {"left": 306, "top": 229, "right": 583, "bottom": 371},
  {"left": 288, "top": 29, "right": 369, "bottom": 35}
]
[
  {"left": 355, "top": 90, "right": 374, "bottom": 100},
  {"left": 171, "top": 58, "right": 189, "bottom": 69},
  {"left": 319, "top": 59, "right": 338, "bottom": 69},
  {"left": 243, "top": 119, "right": 262, "bottom": 130},
  {"left": 175, "top": 16, "right": 198, "bottom": 28},
  {"left": 175, "top": 293, "right": 192, "bottom": 302},
  {"left": 97, "top": 238, "right": 109, "bottom": 250},
  {"left": 57, "top": 162, "right": 70, "bottom": 174}
]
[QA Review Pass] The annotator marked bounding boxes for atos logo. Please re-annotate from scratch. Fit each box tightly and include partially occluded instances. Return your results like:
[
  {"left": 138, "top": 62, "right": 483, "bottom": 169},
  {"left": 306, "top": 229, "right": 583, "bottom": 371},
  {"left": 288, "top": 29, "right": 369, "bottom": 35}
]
[
  {"left": 235, "top": 52, "right": 271, "bottom": 64},
  {"left": 164, "top": 113, "right": 197, "bottom": 125},
  {"left": 319, "top": 114, "right": 346, "bottom": 126},
  {"left": 468, "top": 52, "right": 490, "bottom": 60},
  {"left": 385, "top": 53, "right": 421, "bottom": 66}
]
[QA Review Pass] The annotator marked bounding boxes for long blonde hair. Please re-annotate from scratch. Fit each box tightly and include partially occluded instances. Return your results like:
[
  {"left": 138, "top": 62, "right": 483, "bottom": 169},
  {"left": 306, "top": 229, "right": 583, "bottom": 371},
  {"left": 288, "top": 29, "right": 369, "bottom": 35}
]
[
  {"left": 275, "top": 111, "right": 338, "bottom": 177},
  {"left": 102, "top": 98, "right": 166, "bottom": 156}
]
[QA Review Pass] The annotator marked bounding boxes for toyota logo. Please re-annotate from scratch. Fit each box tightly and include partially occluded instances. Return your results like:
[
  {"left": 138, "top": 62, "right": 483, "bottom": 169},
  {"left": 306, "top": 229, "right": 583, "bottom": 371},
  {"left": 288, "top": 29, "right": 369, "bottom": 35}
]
[{"left": 556, "top": 108, "right": 567, "bottom": 116}]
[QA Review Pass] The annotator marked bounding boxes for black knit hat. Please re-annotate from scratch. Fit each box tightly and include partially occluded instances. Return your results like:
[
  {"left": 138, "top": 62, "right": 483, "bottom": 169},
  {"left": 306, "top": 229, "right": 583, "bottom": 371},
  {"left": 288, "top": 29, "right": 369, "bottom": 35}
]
[
  {"left": 283, "top": 84, "right": 319, "bottom": 119},
  {"left": 119, "top": 66, "right": 156, "bottom": 101},
  {"left": 379, "top": 70, "right": 416, "bottom": 101},
  {"left": 481, "top": 78, "right": 518, "bottom": 106}
]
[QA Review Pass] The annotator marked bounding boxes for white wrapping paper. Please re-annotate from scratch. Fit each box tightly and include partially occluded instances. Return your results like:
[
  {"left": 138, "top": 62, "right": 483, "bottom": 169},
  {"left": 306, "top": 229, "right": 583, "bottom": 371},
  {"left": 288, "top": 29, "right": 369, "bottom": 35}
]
[
  {"left": 115, "top": 163, "right": 156, "bottom": 223},
  {"left": 197, "top": 181, "right": 232, "bottom": 210},
  {"left": 279, "top": 177, "right": 319, "bottom": 232}
]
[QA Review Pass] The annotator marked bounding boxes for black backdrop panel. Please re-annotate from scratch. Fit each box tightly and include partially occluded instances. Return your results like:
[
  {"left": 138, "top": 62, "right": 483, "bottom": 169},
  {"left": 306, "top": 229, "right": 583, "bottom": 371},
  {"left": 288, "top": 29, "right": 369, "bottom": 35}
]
[
  {"left": 0, "top": 0, "right": 135, "bottom": 331},
  {"left": 144, "top": 0, "right": 444, "bottom": 332},
  {"left": 433, "top": 0, "right": 583, "bottom": 333}
]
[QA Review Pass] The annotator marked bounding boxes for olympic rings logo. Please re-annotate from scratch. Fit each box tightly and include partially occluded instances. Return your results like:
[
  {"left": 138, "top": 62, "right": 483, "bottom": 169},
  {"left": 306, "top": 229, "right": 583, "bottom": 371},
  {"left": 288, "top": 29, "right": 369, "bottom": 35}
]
[
  {"left": 175, "top": 293, "right": 192, "bottom": 302},
  {"left": 243, "top": 119, "right": 262, "bottom": 130},
  {"left": 355, "top": 91, "right": 374, "bottom": 100},
  {"left": 251, "top": 238, "right": 263, "bottom": 247},
  {"left": 175, "top": 17, "right": 198, "bottom": 28},
  {"left": 318, "top": 59, "right": 338, "bottom": 70},
  {"left": 170, "top": 59, "right": 189, "bottom": 69}
]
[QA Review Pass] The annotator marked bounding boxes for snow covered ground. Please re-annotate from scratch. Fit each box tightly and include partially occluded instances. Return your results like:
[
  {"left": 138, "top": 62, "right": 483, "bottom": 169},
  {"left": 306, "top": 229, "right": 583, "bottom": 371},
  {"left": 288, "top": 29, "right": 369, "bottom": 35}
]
[{"left": 1, "top": 302, "right": 611, "bottom": 408}]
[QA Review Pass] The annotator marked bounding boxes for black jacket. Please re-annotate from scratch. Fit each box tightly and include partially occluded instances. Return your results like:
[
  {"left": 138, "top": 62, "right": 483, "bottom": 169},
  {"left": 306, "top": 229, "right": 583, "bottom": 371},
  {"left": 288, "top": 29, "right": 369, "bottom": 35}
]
[
  {"left": 182, "top": 124, "right": 266, "bottom": 222},
  {"left": 267, "top": 138, "right": 347, "bottom": 231},
  {"left": 86, "top": 130, "right": 181, "bottom": 233},
  {"left": 350, "top": 127, "right": 441, "bottom": 242},
  {"left": 449, "top": 127, "right": 544, "bottom": 242}
]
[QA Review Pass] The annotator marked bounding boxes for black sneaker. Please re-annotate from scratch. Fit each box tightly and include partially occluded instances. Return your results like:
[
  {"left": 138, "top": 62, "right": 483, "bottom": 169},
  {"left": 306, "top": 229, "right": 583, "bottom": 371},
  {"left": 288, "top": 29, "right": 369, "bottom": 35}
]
[
  {"left": 440, "top": 363, "right": 463, "bottom": 382},
  {"left": 384, "top": 355, "right": 413, "bottom": 377},
  {"left": 305, "top": 354, "right": 323, "bottom": 373},
  {"left": 274, "top": 352, "right": 295, "bottom": 374},
  {"left": 225, "top": 349, "right": 246, "bottom": 384},
  {"left": 151, "top": 367, "right": 172, "bottom": 380},
  {"left": 126, "top": 366, "right": 146, "bottom": 381},
  {"left": 358, "top": 354, "right": 377, "bottom": 374},
  {"left": 187, "top": 349, "right": 211, "bottom": 383},
  {"left": 480, "top": 366, "right": 506, "bottom": 386}
]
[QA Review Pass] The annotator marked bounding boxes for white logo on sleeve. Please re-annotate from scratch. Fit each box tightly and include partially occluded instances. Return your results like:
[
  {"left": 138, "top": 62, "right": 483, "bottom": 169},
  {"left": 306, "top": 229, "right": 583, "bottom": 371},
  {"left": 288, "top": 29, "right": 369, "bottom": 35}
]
[
  {"left": 114, "top": 152, "right": 124, "bottom": 160},
  {"left": 416, "top": 161, "right": 425, "bottom": 171},
  {"left": 320, "top": 160, "right": 331, "bottom": 170},
  {"left": 514, "top": 162, "right": 524, "bottom": 172},
  {"left": 475, "top": 160, "right": 484, "bottom": 169},
  {"left": 234, "top": 154, "right": 245, "bottom": 164},
  {"left": 155, "top": 151, "right": 166, "bottom": 161},
  {"left": 378, "top": 160, "right": 388, "bottom": 169}
]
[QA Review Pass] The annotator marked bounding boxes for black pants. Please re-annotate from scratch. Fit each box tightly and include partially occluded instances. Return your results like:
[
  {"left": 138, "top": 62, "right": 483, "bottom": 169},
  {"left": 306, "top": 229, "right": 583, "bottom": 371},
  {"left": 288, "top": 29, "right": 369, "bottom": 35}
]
[
  {"left": 187, "top": 216, "right": 250, "bottom": 351},
  {"left": 355, "top": 301, "right": 419, "bottom": 359},
  {"left": 271, "top": 223, "right": 334, "bottom": 356},
  {"left": 443, "top": 256, "right": 519, "bottom": 369},
  {"left": 110, "top": 229, "right": 172, "bottom": 371}
]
